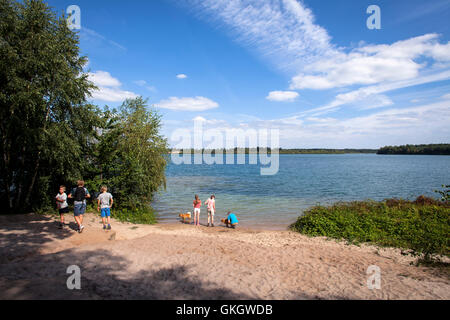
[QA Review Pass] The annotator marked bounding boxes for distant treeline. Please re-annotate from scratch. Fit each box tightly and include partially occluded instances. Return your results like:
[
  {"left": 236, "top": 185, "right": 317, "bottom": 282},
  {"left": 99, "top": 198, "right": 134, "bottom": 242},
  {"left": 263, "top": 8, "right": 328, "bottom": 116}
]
[
  {"left": 171, "top": 145, "right": 450, "bottom": 155},
  {"left": 279, "top": 149, "right": 377, "bottom": 154},
  {"left": 171, "top": 148, "right": 377, "bottom": 154},
  {"left": 377, "top": 144, "right": 450, "bottom": 155}
]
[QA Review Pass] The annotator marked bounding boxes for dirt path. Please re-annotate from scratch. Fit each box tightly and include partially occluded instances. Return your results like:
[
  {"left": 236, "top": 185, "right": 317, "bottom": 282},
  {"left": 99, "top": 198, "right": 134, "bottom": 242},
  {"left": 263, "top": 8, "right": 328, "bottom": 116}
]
[{"left": 0, "top": 213, "right": 448, "bottom": 299}]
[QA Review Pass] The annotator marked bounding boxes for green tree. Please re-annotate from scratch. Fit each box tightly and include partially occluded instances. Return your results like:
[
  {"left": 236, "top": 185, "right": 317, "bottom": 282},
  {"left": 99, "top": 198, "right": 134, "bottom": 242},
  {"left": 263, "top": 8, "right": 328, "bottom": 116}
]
[
  {"left": 378, "top": 144, "right": 450, "bottom": 155},
  {"left": 92, "top": 97, "right": 168, "bottom": 217},
  {"left": 0, "top": 0, "right": 98, "bottom": 212}
]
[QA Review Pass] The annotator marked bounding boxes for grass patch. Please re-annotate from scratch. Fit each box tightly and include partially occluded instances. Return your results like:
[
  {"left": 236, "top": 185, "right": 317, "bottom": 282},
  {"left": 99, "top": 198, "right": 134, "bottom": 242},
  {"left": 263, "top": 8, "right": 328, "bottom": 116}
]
[
  {"left": 112, "top": 207, "right": 157, "bottom": 225},
  {"left": 290, "top": 196, "right": 450, "bottom": 262},
  {"left": 33, "top": 203, "right": 157, "bottom": 225}
]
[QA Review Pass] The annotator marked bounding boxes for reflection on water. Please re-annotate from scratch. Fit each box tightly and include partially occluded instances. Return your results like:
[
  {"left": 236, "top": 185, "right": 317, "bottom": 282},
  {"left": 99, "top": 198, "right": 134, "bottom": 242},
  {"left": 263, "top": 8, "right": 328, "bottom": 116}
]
[{"left": 152, "top": 154, "right": 450, "bottom": 229}]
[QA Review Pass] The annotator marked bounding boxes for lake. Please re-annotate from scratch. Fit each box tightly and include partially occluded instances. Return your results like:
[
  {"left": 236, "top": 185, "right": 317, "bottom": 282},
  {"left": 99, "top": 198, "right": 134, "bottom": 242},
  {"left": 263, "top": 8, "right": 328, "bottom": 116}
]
[{"left": 152, "top": 154, "right": 450, "bottom": 229}]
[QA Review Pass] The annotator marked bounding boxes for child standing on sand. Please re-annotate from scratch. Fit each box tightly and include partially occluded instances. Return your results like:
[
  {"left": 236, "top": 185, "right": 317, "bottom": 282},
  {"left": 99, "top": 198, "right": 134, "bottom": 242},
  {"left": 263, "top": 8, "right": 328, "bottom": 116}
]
[
  {"left": 205, "top": 195, "right": 216, "bottom": 227},
  {"left": 55, "top": 186, "right": 69, "bottom": 229},
  {"left": 97, "top": 186, "right": 113, "bottom": 230},
  {"left": 68, "top": 180, "right": 91, "bottom": 233},
  {"left": 193, "top": 195, "right": 201, "bottom": 226}
]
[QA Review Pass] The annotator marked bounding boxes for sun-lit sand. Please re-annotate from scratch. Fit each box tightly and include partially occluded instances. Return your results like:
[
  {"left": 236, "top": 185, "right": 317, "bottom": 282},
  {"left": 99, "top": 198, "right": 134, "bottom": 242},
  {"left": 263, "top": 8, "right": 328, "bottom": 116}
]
[{"left": 0, "top": 213, "right": 448, "bottom": 300}]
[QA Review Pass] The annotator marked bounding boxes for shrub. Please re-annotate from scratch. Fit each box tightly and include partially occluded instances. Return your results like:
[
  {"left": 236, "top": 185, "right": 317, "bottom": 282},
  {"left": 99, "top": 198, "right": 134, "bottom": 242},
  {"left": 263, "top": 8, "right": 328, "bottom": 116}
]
[
  {"left": 112, "top": 206, "right": 157, "bottom": 225},
  {"left": 290, "top": 197, "right": 450, "bottom": 261},
  {"left": 434, "top": 185, "right": 450, "bottom": 202}
]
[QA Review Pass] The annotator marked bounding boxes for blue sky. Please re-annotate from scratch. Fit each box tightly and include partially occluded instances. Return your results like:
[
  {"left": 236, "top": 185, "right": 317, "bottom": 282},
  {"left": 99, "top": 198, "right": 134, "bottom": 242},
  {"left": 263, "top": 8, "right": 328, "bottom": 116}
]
[{"left": 47, "top": 0, "right": 450, "bottom": 148}]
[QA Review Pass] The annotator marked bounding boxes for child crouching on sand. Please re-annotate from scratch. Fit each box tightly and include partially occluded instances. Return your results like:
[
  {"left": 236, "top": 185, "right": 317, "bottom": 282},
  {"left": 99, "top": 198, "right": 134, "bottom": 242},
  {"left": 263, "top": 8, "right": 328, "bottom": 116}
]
[
  {"left": 222, "top": 212, "right": 239, "bottom": 229},
  {"left": 97, "top": 186, "right": 113, "bottom": 230}
]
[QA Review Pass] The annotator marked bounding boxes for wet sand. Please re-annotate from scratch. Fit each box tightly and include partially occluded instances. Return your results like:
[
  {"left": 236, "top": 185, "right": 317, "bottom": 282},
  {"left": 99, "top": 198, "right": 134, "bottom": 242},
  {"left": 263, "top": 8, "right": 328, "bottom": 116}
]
[{"left": 0, "top": 213, "right": 448, "bottom": 300}]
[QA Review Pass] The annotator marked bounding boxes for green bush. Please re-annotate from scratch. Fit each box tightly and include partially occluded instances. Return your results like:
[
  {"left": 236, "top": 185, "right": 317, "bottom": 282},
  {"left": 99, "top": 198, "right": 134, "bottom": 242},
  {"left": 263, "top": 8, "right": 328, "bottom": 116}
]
[
  {"left": 434, "top": 185, "right": 450, "bottom": 202},
  {"left": 290, "top": 197, "right": 450, "bottom": 261},
  {"left": 112, "top": 206, "right": 157, "bottom": 225}
]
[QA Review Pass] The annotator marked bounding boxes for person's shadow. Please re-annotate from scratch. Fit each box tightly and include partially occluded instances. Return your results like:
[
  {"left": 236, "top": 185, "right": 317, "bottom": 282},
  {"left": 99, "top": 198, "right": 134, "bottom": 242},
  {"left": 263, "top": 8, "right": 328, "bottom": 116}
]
[
  {"left": 0, "top": 214, "right": 73, "bottom": 264},
  {"left": 67, "top": 221, "right": 79, "bottom": 231},
  {"left": 0, "top": 247, "right": 259, "bottom": 299}
]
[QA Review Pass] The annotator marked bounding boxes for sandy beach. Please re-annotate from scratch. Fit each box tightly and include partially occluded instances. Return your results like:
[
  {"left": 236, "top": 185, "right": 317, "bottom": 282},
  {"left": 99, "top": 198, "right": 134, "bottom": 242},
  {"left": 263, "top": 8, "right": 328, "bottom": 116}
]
[{"left": 0, "top": 213, "right": 448, "bottom": 300}]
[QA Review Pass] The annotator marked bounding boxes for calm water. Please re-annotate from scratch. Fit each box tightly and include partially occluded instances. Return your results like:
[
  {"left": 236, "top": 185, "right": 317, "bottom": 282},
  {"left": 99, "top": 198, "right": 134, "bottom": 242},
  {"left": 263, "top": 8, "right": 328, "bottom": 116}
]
[{"left": 152, "top": 154, "right": 450, "bottom": 229}]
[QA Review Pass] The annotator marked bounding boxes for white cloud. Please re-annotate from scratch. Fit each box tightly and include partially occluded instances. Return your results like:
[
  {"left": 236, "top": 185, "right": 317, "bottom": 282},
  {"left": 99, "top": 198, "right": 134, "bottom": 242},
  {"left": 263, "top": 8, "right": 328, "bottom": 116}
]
[
  {"left": 184, "top": 0, "right": 337, "bottom": 71},
  {"left": 193, "top": 116, "right": 206, "bottom": 122},
  {"left": 192, "top": 116, "right": 228, "bottom": 126},
  {"left": 290, "top": 100, "right": 448, "bottom": 145},
  {"left": 88, "top": 71, "right": 121, "bottom": 87},
  {"left": 356, "top": 95, "right": 394, "bottom": 110},
  {"left": 302, "top": 69, "right": 450, "bottom": 116},
  {"left": 176, "top": 74, "right": 188, "bottom": 79},
  {"left": 165, "top": 100, "right": 450, "bottom": 148},
  {"left": 134, "top": 80, "right": 147, "bottom": 86},
  {"left": 185, "top": 1, "right": 449, "bottom": 95},
  {"left": 88, "top": 71, "right": 138, "bottom": 102},
  {"left": 134, "top": 80, "right": 157, "bottom": 92},
  {"left": 266, "top": 91, "right": 299, "bottom": 102},
  {"left": 290, "top": 34, "right": 450, "bottom": 90},
  {"left": 176, "top": 0, "right": 450, "bottom": 147},
  {"left": 155, "top": 96, "right": 219, "bottom": 111},
  {"left": 80, "top": 28, "right": 127, "bottom": 51},
  {"left": 89, "top": 87, "right": 138, "bottom": 103}
]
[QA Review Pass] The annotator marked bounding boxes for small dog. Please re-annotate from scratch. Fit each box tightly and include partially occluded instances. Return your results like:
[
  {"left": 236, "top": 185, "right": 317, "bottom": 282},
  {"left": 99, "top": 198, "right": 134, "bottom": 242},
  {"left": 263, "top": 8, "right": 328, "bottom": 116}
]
[{"left": 179, "top": 212, "right": 192, "bottom": 224}]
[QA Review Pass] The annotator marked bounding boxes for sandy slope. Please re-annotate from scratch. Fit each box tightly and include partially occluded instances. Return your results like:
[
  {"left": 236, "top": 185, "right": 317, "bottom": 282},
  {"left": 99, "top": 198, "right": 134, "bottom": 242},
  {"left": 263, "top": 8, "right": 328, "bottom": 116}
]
[{"left": 0, "top": 213, "right": 448, "bottom": 300}]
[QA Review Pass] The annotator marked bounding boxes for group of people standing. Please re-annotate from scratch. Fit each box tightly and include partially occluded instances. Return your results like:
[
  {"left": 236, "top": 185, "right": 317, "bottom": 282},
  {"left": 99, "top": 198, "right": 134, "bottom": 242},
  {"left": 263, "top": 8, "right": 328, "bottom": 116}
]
[
  {"left": 192, "top": 195, "right": 239, "bottom": 228},
  {"left": 54, "top": 180, "right": 238, "bottom": 231},
  {"left": 55, "top": 180, "right": 114, "bottom": 233}
]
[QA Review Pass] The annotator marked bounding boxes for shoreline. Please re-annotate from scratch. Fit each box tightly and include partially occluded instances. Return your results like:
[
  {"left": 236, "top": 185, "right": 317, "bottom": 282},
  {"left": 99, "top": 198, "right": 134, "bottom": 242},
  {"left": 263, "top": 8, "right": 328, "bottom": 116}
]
[
  {"left": 156, "top": 217, "right": 292, "bottom": 231},
  {"left": 0, "top": 212, "right": 449, "bottom": 300}
]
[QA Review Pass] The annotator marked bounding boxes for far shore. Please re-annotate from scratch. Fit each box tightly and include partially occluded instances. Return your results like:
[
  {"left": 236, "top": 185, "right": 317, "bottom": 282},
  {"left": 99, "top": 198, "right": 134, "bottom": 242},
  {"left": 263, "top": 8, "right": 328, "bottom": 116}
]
[{"left": 0, "top": 212, "right": 448, "bottom": 300}]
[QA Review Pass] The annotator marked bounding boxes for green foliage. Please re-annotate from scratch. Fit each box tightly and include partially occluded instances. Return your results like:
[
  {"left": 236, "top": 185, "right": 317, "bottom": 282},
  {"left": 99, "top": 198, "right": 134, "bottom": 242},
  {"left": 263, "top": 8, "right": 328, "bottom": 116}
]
[
  {"left": 112, "top": 206, "right": 157, "bottom": 225},
  {"left": 0, "top": 1, "right": 168, "bottom": 224},
  {"left": 434, "top": 185, "right": 450, "bottom": 202},
  {"left": 377, "top": 144, "right": 450, "bottom": 155},
  {"left": 0, "top": 0, "right": 99, "bottom": 212},
  {"left": 290, "top": 197, "right": 450, "bottom": 261},
  {"left": 87, "top": 97, "right": 168, "bottom": 221}
]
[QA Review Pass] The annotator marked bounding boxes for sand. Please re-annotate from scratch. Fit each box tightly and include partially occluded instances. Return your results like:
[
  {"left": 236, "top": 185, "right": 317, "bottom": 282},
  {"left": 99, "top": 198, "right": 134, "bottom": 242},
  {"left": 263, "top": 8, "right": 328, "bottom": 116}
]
[{"left": 0, "top": 213, "right": 448, "bottom": 300}]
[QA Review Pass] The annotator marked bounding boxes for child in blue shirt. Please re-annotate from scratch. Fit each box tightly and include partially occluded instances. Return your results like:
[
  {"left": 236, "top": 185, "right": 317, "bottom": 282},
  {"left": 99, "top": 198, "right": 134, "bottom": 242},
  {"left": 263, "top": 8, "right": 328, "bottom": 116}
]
[{"left": 222, "top": 212, "right": 239, "bottom": 229}]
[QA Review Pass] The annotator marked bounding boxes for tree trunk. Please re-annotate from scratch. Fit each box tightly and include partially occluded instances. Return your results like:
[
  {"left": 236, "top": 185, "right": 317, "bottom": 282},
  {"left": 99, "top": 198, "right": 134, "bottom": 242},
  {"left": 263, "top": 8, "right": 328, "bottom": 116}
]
[
  {"left": 24, "top": 102, "right": 52, "bottom": 208},
  {"left": 2, "top": 149, "right": 12, "bottom": 211},
  {"left": 14, "top": 145, "right": 27, "bottom": 210},
  {"left": 1, "top": 125, "right": 12, "bottom": 212},
  {"left": 24, "top": 151, "right": 40, "bottom": 207}
]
